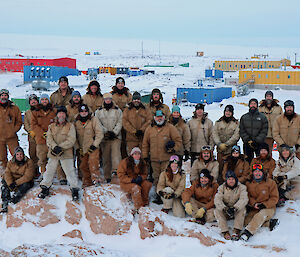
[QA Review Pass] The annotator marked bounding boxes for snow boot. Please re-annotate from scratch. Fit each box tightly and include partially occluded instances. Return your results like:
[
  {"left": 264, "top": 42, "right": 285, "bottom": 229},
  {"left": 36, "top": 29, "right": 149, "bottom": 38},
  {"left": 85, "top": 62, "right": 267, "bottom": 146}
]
[
  {"left": 269, "top": 219, "right": 279, "bottom": 231},
  {"left": 38, "top": 185, "right": 50, "bottom": 199},
  {"left": 60, "top": 179, "right": 68, "bottom": 185},
  {"left": 71, "top": 188, "right": 80, "bottom": 201},
  {"left": 11, "top": 190, "right": 24, "bottom": 204},
  {"left": 240, "top": 229, "right": 253, "bottom": 241},
  {"left": 231, "top": 228, "right": 241, "bottom": 241},
  {"left": 0, "top": 201, "right": 8, "bottom": 213}
]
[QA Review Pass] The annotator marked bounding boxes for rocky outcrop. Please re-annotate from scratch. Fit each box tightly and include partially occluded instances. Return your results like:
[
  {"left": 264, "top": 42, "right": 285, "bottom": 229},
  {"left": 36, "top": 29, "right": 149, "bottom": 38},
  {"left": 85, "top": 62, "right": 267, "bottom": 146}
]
[
  {"left": 138, "top": 207, "right": 219, "bottom": 246},
  {"left": 63, "top": 229, "right": 83, "bottom": 240},
  {"left": 65, "top": 201, "right": 82, "bottom": 225},
  {"left": 83, "top": 184, "right": 133, "bottom": 235}
]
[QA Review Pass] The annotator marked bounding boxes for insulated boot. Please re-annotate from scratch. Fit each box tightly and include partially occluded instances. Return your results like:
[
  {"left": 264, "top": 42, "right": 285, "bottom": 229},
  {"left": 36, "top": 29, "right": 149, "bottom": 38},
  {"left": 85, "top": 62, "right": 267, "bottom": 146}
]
[
  {"left": 111, "top": 171, "right": 120, "bottom": 185},
  {"left": 71, "top": 188, "right": 79, "bottom": 201},
  {"left": 38, "top": 185, "right": 50, "bottom": 199},
  {"left": 240, "top": 229, "right": 253, "bottom": 241},
  {"left": 269, "top": 219, "right": 279, "bottom": 231},
  {"left": 11, "top": 190, "right": 24, "bottom": 204},
  {"left": 0, "top": 201, "right": 8, "bottom": 213}
]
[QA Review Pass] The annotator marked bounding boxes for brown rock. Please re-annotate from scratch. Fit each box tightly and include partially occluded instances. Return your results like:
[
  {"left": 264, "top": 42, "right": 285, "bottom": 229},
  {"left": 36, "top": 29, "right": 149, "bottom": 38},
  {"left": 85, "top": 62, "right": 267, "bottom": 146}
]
[
  {"left": 63, "top": 229, "right": 83, "bottom": 240},
  {"left": 83, "top": 184, "right": 133, "bottom": 235},
  {"left": 0, "top": 249, "right": 10, "bottom": 257},
  {"left": 138, "top": 207, "right": 217, "bottom": 246},
  {"left": 65, "top": 201, "right": 82, "bottom": 225}
]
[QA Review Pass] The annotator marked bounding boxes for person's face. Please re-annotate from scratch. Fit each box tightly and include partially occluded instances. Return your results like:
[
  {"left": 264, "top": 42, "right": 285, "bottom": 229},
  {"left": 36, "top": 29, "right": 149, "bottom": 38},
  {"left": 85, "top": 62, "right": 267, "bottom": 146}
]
[
  {"left": 226, "top": 177, "right": 236, "bottom": 187},
  {"left": 29, "top": 99, "right": 38, "bottom": 107},
  {"left": 90, "top": 85, "right": 98, "bottom": 93},
  {"left": 132, "top": 99, "right": 141, "bottom": 106},
  {"left": 260, "top": 149, "right": 268, "bottom": 158},
  {"left": 0, "top": 93, "right": 9, "bottom": 102},
  {"left": 104, "top": 98, "right": 112, "bottom": 104},
  {"left": 41, "top": 98, "right": 49, "bottom": 106},
  {"left": 282, "top": 149, "right": 290, "bottom": 159},
  {"left": 196, "top": 109, "right": 204, "bottom": 117},
  {"left": 172, "top": 111, "right": 180, "bottom": 118},
  {"left": 116, "top": 81, "right": 125, "bottom": 90},
  {"left": 253, "top": 169, "right": 263, "bottom": 180},
  {"left": 285, "top": 106, "right": 294, "bottom": 115},
  {"left": 72, "top": 95, "right": 81, "bottom": 104},
  {"left": 170, "top": 162, "right": 178, "bottom": 171},
  {"left": 154, "top": 115, "right": 164, "bottom": 123},
  {"left": 232, "top": 151, "right": 240, "bottom": 158},
  {"left": 152, "top": 92, "right": 160, "bottom": 101},
  {"left": 265, "top": 95, "right": 273, "bottom": 101},
  {"left": 224, "top": 110, "right": 232, "bottom": 117},
  {"left": 59, "top": 80, "right": 68, "bottom": 90},
  {"left": 200, "top": 176, "right": 209, "bottom": 185},
  {"left": 57, "top": 112, "right": 66, "bottom": 123},
  {"left": 132, "top": 151, "right": 141, "bottom": 160},
  {"left": 202, "top": 151, "right": 210, "bottom": 160},
  {"left": 15, "top": 151, "right": 24, "bottom": 161},
  {"left": 79, "top": 110, "right": 88, "bottom": 117},
  {"left": 249, "top": 101, "right": 257, "bottom": 110}
]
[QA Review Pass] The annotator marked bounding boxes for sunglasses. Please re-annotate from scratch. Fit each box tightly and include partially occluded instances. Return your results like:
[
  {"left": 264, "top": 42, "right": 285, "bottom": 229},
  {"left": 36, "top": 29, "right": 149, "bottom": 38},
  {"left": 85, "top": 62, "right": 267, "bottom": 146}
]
[
  {"left": 252, "top": 164, "right": 263, "bottom": 170},
  {"left": 201, "top": 145, "right": 212, "bottom": 151}
]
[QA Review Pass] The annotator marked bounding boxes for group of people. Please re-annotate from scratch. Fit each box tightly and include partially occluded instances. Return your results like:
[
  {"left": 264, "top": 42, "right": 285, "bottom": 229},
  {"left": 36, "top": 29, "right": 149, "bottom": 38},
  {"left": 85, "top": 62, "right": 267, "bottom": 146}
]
[{"left": 0, "top": 76, "right": 299, "bottom": 242}]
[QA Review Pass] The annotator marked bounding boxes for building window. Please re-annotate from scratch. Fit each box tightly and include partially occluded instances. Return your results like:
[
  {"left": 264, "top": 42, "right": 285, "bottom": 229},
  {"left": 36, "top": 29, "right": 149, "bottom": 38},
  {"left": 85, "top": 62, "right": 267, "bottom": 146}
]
[
  {"left": 258, "top": 74, "right": 261, "bottom": 78},
  {"left": 266, "top": 74, "right": 268, "bottom": 78},
  {"left": 244, "top": 74, "right": 247, "bottom": 78},
  {"left": 277, "top": 75, "right": 280, "bottom": 78}
]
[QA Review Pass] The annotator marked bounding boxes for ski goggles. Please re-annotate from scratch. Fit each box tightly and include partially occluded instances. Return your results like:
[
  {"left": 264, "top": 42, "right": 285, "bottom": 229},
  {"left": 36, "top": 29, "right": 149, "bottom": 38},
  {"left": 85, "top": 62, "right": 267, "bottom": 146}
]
[
  {"left": 201, "top": 145, "right": 212, "bottom": 151},
  {"left": 252, "top": 164, "right": 263, "bottom": 171},
  {"left": 231, "top": 145, "right": 240, "bottom": 152},
  {"left": 28, "top": 94, "right": 38, "bottom": 101},
  {"left": 169, "top": 155, "right": 180, "bottom": 163}
]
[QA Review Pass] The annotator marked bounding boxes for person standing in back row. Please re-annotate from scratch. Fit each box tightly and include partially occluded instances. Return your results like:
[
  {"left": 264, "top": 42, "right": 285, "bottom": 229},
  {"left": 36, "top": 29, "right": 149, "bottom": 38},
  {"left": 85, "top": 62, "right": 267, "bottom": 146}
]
[
  {"left": 258, "top": 91, "right": 282, "bottom": 156},
  {"left": 82, "top": 80, "right": 103, "bottom": 114},
  {"left": 147, "top": 88, "right": 171, "bottom": 120},
  {"left": 240, "top": 98, "right": 268, "bottom": 163},
  {"left": 50, "top": 76, "right": 74, "bottom": 107},
  {"left": 0, "top": 89, "right": 22, "bottom": 170},
  {"left": 188, "top": 103, "right": 214, "bottom": 165}
]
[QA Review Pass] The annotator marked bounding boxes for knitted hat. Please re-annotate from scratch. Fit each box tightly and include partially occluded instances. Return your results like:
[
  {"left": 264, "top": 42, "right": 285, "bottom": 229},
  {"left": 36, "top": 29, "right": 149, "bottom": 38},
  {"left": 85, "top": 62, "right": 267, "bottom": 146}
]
[
  {"left": 103, "top": 92, "right": 112, "bottom": 99},
  {"left": 71, "top": 90, "right": 81, "bottom": 98},
  {"left": 78, "top": 104, "right": 89, "bottom": 113},
  {"left": 265, "top": 90, "right": 273, "bottom": 98},
  {"left": 56, "top": 105, "right": 67, "bottom": 114},
  {"left": 40, "top": 94, "right": 50, "bottom": 102},
  {"left": 14, "top": 146, "right": 24, "bottom": 155},
  {"left": 132, "top": 91, "right": 141, "bottom": 100},
  {"left": 224, "top": 104, "right": 234, "bottom": 114},
  {"left": 279, "top": 144, "right": 293, "bottom": 153},
  {"left": 248, "top": 98, "right": 258, "bottom": 106},
  {"left": 28, "top": 94, "right": 38, "bottom": 103},
  {"left": 199, "top": 169, "right": 213, "bottom": 181},
  {"left": 195, "top": 103, "right": 205, "bottom": 110},
  {"left": 172, "top": 105, "right": 181, "bottom": 114},
  {"left": 284, "top": 100, "right": 294, "bottom": 109},
  {"left": 130, "top": 147, "right": 141, "bottom": 155},
  {"left": 116, "top": 77, "right": 125, "bottom": 85},
  {"left": 58, "top": 76, "right": 68, "bottom": 84},
  {"left": 155, "top": 110, "right": 164, "bottom": 117},
  {"left": 0, "top": 89, "right": 9, "bottom": 96},
  {"left": 259, "top": 142, "right": 269, "bottom": 153}
]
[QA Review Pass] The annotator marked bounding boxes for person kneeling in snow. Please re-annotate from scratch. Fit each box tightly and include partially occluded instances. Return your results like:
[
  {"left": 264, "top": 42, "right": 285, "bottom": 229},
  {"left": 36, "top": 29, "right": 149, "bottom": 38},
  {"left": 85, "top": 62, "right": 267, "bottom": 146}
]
[
  {"left": 272, "top": 144, "right": 300, "bottom": 206},
  {"left": 214, "top": 170, "right": 248, "bottom": 241},
  {"left": 182, "top": 169, "right": 218, "bottom": 224},
  {"left": 156, "top": 155, "right": 186, "bottom": 217},
  {"left": 1, "top": 147, "right": 34, "bottom": 213},
  {"left": 241, "top": 164, "right": 279, "bottom": 241},
  {"left": 38, "top": 106, "right": 80, "bottom": 201},
  {"left": 117, "top": 147, "right": 152, "bottom": 213}
]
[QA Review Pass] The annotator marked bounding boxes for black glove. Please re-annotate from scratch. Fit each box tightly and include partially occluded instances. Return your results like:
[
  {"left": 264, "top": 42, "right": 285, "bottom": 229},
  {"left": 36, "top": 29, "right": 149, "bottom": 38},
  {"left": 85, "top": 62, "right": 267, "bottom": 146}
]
[
  {"left": 8, "top": 182, "right": 17, "bottom": 191},
  {"left": 165, "top": 140, "right": 175, "bottom": 153},
  {"left": 257, "top": 203, "right": 266, "bottom": 210},
  {"left": 131, "top": 176, "right": 143, "bottom": 185},
  {"left": 295, "top": 144, "right": 300, "bottom": 150},
  {"left": 108, "top": 131, "right": 116, "bottom": 140},
  {"left": 225, "top": 207, "right": 235, "bottom": 218},
  {"left": 135, "top": 130, "right": 144, "bottom": 138},
  {"left": 88, "top": 145, "right": 97, "bottom": 153},
  {"left": 165, "top": 192, "right": 175, "bottom": 199},
  {"left": 248, "top": 140, "right": 257, "bottom": 149},
  {"left": 143, "top": 157, "right": 150, "bottom": 164},
  {"left": 51, "top": 146, "right": 63, "bottom": 156},
  {"left": 183, "top": 150, "right": 190, "bottom": 161},
  {"left": 158, "top": 191, "right": 165, "bottom": 197},
  {"left": 274, "top": 175, "right": 286, "bottom": 184}
]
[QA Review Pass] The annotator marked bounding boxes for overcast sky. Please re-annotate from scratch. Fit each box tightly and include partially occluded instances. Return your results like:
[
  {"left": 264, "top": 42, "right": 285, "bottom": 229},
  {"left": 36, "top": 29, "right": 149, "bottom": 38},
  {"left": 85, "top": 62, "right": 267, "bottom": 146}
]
[{"left": 1, "top": 0, "right": 299, "bottom": 48}]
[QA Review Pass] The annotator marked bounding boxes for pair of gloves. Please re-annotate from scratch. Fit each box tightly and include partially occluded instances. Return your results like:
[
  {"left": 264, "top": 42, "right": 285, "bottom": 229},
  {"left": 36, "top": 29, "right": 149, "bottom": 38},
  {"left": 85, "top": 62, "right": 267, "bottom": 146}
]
[
  {"left": 218, "top": 143, "right": 228, "bottom": 152},
  {"left": 135, "top": 130, "right": 144, "bottom": 139},
  {"left": 158, "top": 191, "right": 178, "bottom": 199},
  {"left": 104, "top": 131, "right": 117, "bottom": 140},
  {"left": 51, "top": 146, "right": 63, "bottom": 156},
  {"left": 184, "top": 202, "right": 207, "bottom": 219},
  {"left": 274, "top": 175, "right": 287, "bottom": 185},
  {"left": 131, "top": 176, "right": 143, "bottom": 185},
  {"left": 247, "top": 140, "right": 257, "bottom": 149},
  {"left": 165, "top": 140, "right": 175, "bottom": 153},
  {"left": 224, "top": 206, "right": 236, "bottom": 219}
]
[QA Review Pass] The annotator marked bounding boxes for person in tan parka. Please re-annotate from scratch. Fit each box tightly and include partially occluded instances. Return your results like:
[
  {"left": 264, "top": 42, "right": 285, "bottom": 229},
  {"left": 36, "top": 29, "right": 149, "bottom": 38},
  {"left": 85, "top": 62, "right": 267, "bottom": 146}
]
[
  {"left": 74, "top": 104, "right": 103, "bottom": 188},
  {"left": 142, "top": 110, "right": 182, "bottom": 189},
  {"left": 169, "top": 106, "right": 191, "bottom": 161},
  {"left": 0, "top": 89, "right": 22, "bottom": 170},
  {"left": 182, "top": 169, "right": 218, "bottom": 224},
  {"left": 50, "top": 76, "right": 74, "bottom": 107},
  {"left": 23, "top": 94, "right": 39, "bottom": 174},
  {"left": 122, "top": 92, "right": 152, "bottom": 154},
  {"left": 82, "top": 80, "right": 103, "bottom": 113},
  {"left": 240, "top": 164, "right": 279, "bottom": 241},
  {"left": 188, "top": 103, "right": 214, "bottom": 165},
  {"left": 157, "top": 155, "right": 186, "bottom": 217},
  {"left": 95, "top": 93, "right": 122, "bottom": 183},
  {"left": 38, "top": 106, "right": 79, "bottom": 201},
  {"left": 117, "top": 147, "right": 152, "bottom": 212},
  {"left": 273, "top": 100, "right": 300, "bottom": 159},
  {"left": 212, "top": 105, "right": 240, "bottom": 172},
  {"left": 66, "top": 91, "right": 84, "bottom": 122},
  {"left": 214, "top": 170, "right": 248, "bottom": 240},
  {"left": 31, "top": 94, "right": 56, "bottom": 175},
  {"left": 190, "top": 146, "right": 219, "bottom": 182},
  {"left": 0, "top": 147, "right": 35, "bottom": 213},
  {"left": 258, "top": 91, "right": 282, "bottom": 156},
  {"left": 147, "top": 88, "right": 171, "bottom": 120},
  {"left": 222, "top": 145, "right": 250, "bottom": 184},
  {"left": 249, "top": 143, "right": 275, "bottom": 179}
]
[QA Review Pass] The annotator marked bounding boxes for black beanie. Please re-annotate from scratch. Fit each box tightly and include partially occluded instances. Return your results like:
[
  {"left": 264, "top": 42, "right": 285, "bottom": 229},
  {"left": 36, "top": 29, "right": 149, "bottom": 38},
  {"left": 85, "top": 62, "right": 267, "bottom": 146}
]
[
  {"left": 259, "top": 142, "right": 269, "bottom": 153},
  {"left": 195, "top": 103, "right": 205, "bottom": 110},
  {"left": 224, "top": 104, "right": 234, "bottom": 115},
  {"left": 265, "top": 91, "right": 273, "bottom": 99},
  {"left": 225, "top": 170, "right": 238, "bottom": 186},
  {"left": 284, "top": 100, "right": 294, "bottom": 109},
  {"left": 132, "top": 91, "right": 141, "bottom": 100},
  {"left": 199, "top": 169, "right": 213, "bottom": 182},
  {"left": 249, "top": 98, "right": 258, "bottom": 107},
  {"left": 116, "top": 77, "right": 125, "bottom": 85}
]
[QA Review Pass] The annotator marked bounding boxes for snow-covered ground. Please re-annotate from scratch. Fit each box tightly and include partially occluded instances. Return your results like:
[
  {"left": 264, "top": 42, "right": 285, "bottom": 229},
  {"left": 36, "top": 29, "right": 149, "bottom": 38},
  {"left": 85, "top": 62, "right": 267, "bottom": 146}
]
[{"left": 0, "top": 34, "right": 299, "bottom": 256}]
